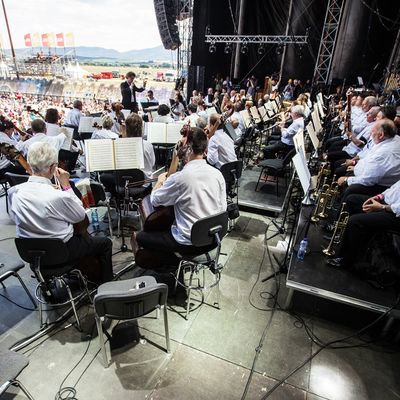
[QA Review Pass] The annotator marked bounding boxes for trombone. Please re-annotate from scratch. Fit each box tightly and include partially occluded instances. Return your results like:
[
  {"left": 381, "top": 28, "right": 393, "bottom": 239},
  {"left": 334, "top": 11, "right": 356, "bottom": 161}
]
[
  {"left": 323, "top": 202, "right": 349, "bottom": 256},
  {"left": 311, "top": 179, "right": 330, "bottom": 223}
]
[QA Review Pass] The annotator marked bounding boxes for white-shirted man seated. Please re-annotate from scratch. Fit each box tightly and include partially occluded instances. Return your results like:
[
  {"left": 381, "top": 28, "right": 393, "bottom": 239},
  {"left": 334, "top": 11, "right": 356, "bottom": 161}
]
[
  {"left": 206, "top": 113, "right": 238, "bottom": 169},
  {"left": 133, "top": 127, "right": 227, "bottom": 269},
  {"left": 8, "top": 142, "right": 113, "bottom": 283}
]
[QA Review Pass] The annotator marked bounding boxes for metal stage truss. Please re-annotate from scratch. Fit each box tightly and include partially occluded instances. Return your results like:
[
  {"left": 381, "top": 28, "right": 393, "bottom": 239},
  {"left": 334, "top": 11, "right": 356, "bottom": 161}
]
[
  {"left": 205, "top": 35, "right": 308, "bottom": 45},
  {"left": 312, "top": 0, "right": 346, "bottom": 85},
  {"left": 177, "top": 0, "right": 193, "bottom": 81}
]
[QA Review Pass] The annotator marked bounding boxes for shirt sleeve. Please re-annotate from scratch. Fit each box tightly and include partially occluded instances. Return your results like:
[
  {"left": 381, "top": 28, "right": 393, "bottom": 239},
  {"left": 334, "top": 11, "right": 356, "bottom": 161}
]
[
  {"left": 282, "top": 121, "right": 298, "bottom": 139},
  {"left": 50, "top": 191, "right": 86, "bottom": 224},
  {"left": 151, "top": 173, "right": 180, "bottom": 207},
  {"left": 207, "top": 136, "right": 219, "bottom": 167},
  {"left": 347, "top": 155, "right": 385, "bottom": 186}
]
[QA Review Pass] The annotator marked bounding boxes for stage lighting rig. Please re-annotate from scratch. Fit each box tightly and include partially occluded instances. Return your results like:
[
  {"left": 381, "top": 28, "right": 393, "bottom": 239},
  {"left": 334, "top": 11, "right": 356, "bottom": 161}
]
[
  {"left": 276, "top": 45, "right": 283, "bottom": 55},
  {"left": 224, "top": 43, "right": 233, "bottom": 54},
  {"left": 257, "top": 44, "right": 265, "bottom": 55},
  {"left": 240, "top": 44, "right": 248, "bottom": 54},
  {"left": 209, "top": 43, "right": 216, "bottom": 53}
]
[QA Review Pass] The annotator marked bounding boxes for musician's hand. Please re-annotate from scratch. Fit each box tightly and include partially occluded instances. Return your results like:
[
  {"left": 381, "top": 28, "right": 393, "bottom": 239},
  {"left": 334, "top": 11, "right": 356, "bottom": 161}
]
[
  {"left": 342, "top": 159, "right": 353, "bottom": 167},
  {"left": 54, "top": 167, "right": 70, "bottom": 189},
  {"left": 206, "top": 119, "right": 219, "bottom": 138},
  {"left": 153, "top": 172, "right": 168, "bottom": 191},
  {"left": 362, "top": 198, "right": 381, "bottom": 213},
  {"left": 337, "top": 176, "right": 347, "bottom": 187},
  {"left": 346, "top": 165, "right": 354, "bottom": 172}
]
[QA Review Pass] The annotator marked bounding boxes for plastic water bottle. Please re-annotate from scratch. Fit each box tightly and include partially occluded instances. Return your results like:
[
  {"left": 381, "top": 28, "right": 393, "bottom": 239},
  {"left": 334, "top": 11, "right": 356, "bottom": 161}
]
[
  {"left": 91, "top": 208, "right": 99, "bottom": 230},
  {"left": 297, "top": 238, "right": 308, "bottom": 261}
]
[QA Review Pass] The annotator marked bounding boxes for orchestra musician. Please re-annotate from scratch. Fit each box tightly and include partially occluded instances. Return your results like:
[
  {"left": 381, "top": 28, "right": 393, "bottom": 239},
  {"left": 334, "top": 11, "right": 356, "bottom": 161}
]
[
  {"left": 262, "top": 105, "right": 305, "bottom": 160},
  {"left": 132, "top": 127, "right": 227, "bottom": 269},
  {"left": 0, "top": 118, "right": 27, "bottom": 178},
  {"left": 153, "top": 104, "right": 174, "bottom": 123},
  {"left": 92, "top": 115, "right": 119, "bottom": 140},
  {"left": 64, "top": 100, "right": 84, "bottom": 129},
  {"left": 171, "top": 93, "right": 185, "bottom": 121},
  {"left": 8, "top": 142, "right": 113, "bottom": 283},
  {"left": 120, "top": 71, "right": 147, "bottom": 113},
  {"left": 327, "top": 179, "right": 400, "bottom": 269},
  {"left": 206, "top": 113, "right": 237, "bottom": 169}
]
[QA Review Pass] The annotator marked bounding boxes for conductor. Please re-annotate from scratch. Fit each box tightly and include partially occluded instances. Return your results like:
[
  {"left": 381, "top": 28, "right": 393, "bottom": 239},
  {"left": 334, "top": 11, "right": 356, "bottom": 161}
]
[{"left": 120, "top": 71, "right": 147, "bottom": 113}]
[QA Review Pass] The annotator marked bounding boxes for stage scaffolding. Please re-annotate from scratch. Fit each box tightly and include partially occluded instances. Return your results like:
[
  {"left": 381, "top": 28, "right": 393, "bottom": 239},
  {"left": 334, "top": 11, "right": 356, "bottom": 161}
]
[{"left": 176, "top": 0, "right": 193, "bottom": 84}]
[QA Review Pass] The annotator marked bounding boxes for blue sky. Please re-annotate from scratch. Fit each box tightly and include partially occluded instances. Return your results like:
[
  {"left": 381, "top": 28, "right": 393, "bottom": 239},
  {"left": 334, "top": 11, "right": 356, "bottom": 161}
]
[{"left": 1, "top": 0, "right": 162, "bottom": 51}]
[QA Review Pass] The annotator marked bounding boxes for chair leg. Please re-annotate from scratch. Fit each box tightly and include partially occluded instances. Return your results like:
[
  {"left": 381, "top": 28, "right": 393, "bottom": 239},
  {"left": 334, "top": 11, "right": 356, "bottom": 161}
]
[
  {"left": 276, "top": 176, "right": 279, "bottom": 197},
  {"left": 214, "top": 274, "right": 221, "bottom": 309},
  {"left": 163, "top": 305, "right": 171, "bottom": 353},
  {"left": 255, "top": 168, "right": 264, "bottom": 192},
  {"left": 174, "top": 261, "right": 184, "bottom": 293},
  {"left": 96, "top": 316, "right": 109, "bottom": 368},
  {"left": 38, "top": 297, "right": 44, "bottom": 328},
  {"left": 10, "top": 380, "right": 35, "bottom": 400},
  {"left": 64, "top": 281, "right": 81, "bottom": 331},
  {"left": 74, "top": 270, "right": 92, "bottom": 304},
  {"left": 13, "top": 272, "right": 37, "bottom": 309},
  {"left": 185, "top": 268, "right": 195, "bottom": 320},
  {"left": 106, "top": 203, "right": 113, "bottom": 238}
]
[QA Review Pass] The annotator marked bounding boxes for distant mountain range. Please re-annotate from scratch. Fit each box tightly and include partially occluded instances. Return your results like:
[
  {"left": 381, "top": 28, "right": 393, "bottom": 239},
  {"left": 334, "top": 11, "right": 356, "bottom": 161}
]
[{"left": 5, "top": 45, "right": 172, "bottom": 62}]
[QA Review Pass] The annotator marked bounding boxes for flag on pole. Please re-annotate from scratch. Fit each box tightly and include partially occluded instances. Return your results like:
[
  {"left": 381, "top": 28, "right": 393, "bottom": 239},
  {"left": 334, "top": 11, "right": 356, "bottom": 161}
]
[
  {"left": 56, "top": 33, "right": 64, "bottom": 47},
  {"left": 32, "top": 32, "right": 41, "bottom": 47},
  {"left": 65, "top": 32, "right": 75, "bottom": 47},
  {"left": 48, "top": 33, "right": 56, "bottom": 47},
  {"left": 41, "top": 33, "right": 49, "bottom": 47},
  {"left": 24, "top": 33, "right": 32, "bottom": 47}
]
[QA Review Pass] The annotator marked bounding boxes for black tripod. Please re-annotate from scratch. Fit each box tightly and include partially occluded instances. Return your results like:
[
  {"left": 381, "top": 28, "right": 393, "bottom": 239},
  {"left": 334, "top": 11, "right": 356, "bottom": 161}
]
[{"left": 262, "top": 180, "right": 303, "bottom": 282}]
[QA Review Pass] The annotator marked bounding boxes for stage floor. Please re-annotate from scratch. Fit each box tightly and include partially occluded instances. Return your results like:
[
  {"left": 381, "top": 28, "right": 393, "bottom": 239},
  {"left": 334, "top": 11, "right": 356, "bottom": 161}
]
[{"left": 238, "top": 166, "right": 289, "bottom": 214}]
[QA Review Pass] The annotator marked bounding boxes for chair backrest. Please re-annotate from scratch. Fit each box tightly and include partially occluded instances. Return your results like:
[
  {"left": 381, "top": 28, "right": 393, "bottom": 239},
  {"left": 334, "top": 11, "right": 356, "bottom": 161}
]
[
  {"left": 115, "top": 169, "right": 145, "bottom": 187},
  {"left": 283, "top": 148, "right": 296, "bottom": 166},
  {"left": 5, "top": 172, "right": 29, "bottom": 187},
  {"left": 15, "top": 238, "right": 69, "bottom": 267},
  {"left": 220, "top": 160, "right": 243, "bottom": 185},
  {"left": 191, "top": 211, "right": 229, "bottom": 247},
  {"left": 94, "top": 283, "right": 168, "bottom": 320},
  {"left": 90, "top": 181, "right": 106, "bottom": 205}
]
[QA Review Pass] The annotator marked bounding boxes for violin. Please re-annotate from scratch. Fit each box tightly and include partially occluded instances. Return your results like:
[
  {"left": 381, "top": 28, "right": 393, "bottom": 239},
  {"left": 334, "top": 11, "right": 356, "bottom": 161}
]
[{"left": 0, "top": 142, "right": 32, "bottom": 174}]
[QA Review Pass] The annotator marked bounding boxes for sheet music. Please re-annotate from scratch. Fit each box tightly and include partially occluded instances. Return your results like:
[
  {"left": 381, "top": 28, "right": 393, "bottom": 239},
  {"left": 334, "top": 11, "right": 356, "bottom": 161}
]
[
  {"left": 84, "top": 139, "right": 115, "bottom": 172},
  {"left": 250, "top": 106, "right": 261, "bottom": 123},
  {"left": 60, "top": 127, "right": 74, "bottom": 151},
  {"left": 270, "top": 100, "right": 278, "bottom": 114},
  {"left": 146, "top": 122, "right": 166, "bottom": 143},
  {"left": 294, "top": 128, "right": 306, "bottom": 159},
  {"left": 166, "top": 124, "right": 182, "bottom": 143},
  {"left": 78, "top": 117, "right": 95, "bottom": 133},
  {"left": 306, "top": 122, "right": 320, "bottom": 151},
  {"left": 187, "top": 114, "right": 198, "bottom": 128},
  {"left": 121, "top": 109, "right": 131, "bottom": 119},
  {"left": 258, "top": 106, "right": 267, "bottom": 121},
  {"left": 206, "top": 107, "right": 217, "bottom": 116},
  {"left": 114, "top": 137, "right": 144, "bottom": 170},
  {"left": 293, "top": 152, "right": 311, "bottom": 194},
  {"left": 239, "top": 110, "right": 252, "bottom": 128}
]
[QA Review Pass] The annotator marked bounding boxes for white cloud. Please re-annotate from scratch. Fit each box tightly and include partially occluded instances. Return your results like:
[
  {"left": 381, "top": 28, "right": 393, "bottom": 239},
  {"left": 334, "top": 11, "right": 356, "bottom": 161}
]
[{"left": 1, "top": 0, "right": 162, "bottom": 51}]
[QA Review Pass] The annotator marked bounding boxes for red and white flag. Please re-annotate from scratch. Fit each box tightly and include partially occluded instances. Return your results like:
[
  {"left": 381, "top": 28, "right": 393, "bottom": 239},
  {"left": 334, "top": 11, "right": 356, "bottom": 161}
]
[
  {"left": 41, "top": 33, "right": 49, "bottom": 47},
  {"left": 56, "top": 33, "right": 64, "bottom": 47},
  {"left": 24, "top": 33, "right": 32, "bottom": 47}
]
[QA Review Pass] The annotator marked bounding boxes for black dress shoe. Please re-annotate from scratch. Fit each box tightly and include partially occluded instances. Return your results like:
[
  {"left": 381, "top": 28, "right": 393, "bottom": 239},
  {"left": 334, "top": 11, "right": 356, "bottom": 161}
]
[{"left": 326, "top": 257, "right": 344, "bottom": 268}]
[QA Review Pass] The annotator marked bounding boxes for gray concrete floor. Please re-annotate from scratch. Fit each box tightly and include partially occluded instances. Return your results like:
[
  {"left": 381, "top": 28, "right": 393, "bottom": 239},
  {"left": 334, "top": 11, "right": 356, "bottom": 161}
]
[{"left": 1, "top": 193, "right": 399, "bottom": 400}]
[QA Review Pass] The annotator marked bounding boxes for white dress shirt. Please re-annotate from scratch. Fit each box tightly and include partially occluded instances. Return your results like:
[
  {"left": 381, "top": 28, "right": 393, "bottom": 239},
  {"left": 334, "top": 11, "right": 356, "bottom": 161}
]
[
  {"left": 207, "top": 129, "right": 237, "bottom": 169},
  {"left": 342, "top": 122, "right": 373, "bottom": 156},
  {"left": 64, "top": 108, "right": 83, "bottom": 127},
  {"left": 229, "top": 111, "right": 246, "bottom": 134},
  {"left": 151, "top": 159, "right": 227, "bottom": 245},
  {"left": 143, "top": 139, "right": 155, "bottom": 179},
  {"left": 153, "top": 115, "right": 174, "bottom": 123},
  {"left": 8, "top": 176, "right": 86, "bottom": 242},
  {"left": 16, "top": 133, "right": 66, "bottom": 155},
  {"left": 347, "top": 135, "right": 400, "bottom": 187},
  {"left": 382, "top": 180, "right": 400, "bottom": 217},
  {"left": 91, "top": 129, "right": 119, "bottom": 140},
  {"left": 358, "top": 138, "right": 374, "bottom": 159},
  {"left": 281, "top": 117, "right": 304, "bottom": 146},
  {"left": 0, "top": 132, "right": 17, "bottom": 169}
]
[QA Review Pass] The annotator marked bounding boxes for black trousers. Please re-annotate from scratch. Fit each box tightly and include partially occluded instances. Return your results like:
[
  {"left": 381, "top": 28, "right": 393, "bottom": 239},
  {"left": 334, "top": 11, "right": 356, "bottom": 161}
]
[
  {"left": 345, "top": 194, "right": 370, "bottom": 215},
  {"left": 342, "top": 184, "right": 388, "bottom": 202},
  {"left": 136, "top": 230, "right": 215, "bottom": 269},
  {"left": 66, "top": 235, "right": 113, "bottom": 283},
  {"left": 263, "top": 141, "right": 293, "bottom": 159},
  {"left": 325, "top": 137, "right": 346, "bottom": 151},
  {"left": 327, "top": 150, "right": 350, "bottom": 166},
  {"left": 339, "top": 211, "right": 400, "bottom": 267}
]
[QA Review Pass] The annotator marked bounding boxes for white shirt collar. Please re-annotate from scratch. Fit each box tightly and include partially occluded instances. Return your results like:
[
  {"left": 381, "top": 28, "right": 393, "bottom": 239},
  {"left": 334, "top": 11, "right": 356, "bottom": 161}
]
[{"left": 28, "top": 176, "right": 52, "bottom": 185}]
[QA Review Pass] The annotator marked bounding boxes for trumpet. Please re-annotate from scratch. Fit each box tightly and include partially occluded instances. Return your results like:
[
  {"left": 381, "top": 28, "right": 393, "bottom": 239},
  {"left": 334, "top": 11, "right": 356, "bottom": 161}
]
[
  {"left": 311, "top": 179, "right": 330, "bottom": 223},
  {"left": 327, "top": 175, "right": 339, "bottom": 209},
  {"left": 323, "top": 202, "right": 349, "bottom": 256},
  {"left": 314, "top": 162, "right": 331, "bottom": 194}
]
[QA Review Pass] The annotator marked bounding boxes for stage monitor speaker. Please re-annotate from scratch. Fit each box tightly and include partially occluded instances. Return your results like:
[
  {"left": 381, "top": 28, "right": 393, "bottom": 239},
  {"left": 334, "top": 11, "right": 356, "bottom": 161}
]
[
  {"left": 154, "top": 0, "right": 181, "bottom": 50},
  {"left": 187, "top": 65, "right": 205, "bottom": 98}
]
